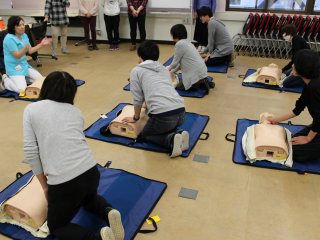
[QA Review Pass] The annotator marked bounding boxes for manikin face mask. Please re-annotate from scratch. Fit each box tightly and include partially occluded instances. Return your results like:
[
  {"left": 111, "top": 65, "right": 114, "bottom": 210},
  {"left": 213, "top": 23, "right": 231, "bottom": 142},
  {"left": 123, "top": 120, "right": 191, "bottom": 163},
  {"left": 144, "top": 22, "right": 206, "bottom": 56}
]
[{"left": 282, "top": 34, "right": 291, "bottom": 41}]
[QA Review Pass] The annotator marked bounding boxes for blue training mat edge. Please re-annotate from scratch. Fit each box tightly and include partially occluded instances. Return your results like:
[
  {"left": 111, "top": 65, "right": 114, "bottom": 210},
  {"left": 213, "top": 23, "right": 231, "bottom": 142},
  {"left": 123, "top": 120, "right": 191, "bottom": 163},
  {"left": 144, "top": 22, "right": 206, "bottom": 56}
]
[
  {"left": 0, "top": 163, "right": 168, "bottom": 240},
  {"left": 231, "top": 118, "right": 318, "bottom": 175},
  {"left": 84, "top": 103, "right": 210, "bottom": 158}
]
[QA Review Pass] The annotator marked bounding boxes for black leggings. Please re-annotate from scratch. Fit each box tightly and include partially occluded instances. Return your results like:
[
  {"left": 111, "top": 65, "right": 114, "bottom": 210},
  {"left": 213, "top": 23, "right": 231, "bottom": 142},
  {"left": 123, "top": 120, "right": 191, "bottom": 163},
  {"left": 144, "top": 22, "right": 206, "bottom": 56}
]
[
  {"left": 206, "top": 54, "right": 231, "bottom": 66},
  {"left": 292, "top": 127, "right": 320, "bottom": 162},
  {"left": 47, "top": 166, "right": 111, "bottom": 240}
]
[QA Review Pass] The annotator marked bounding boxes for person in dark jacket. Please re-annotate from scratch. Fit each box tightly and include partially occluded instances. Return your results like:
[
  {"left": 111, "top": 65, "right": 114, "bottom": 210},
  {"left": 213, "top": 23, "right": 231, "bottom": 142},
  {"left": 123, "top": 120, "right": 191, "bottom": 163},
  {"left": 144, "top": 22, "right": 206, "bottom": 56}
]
[
  {"left": 281, "top": 24, "right": 310, "bottom": 88},
  {"left": 269, "top": 49, "right": 320, "bottom": 162}
]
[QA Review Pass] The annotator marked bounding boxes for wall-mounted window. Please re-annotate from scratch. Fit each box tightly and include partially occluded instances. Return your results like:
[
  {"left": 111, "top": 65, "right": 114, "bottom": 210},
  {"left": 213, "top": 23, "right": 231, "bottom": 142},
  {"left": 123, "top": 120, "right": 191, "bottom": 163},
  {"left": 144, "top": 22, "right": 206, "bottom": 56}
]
[
  {"left": 314, "top": 0, "right": 320, "bottom": 11},
  {"left": 227, "top": 0, "right": 318, "bottom": 14}
]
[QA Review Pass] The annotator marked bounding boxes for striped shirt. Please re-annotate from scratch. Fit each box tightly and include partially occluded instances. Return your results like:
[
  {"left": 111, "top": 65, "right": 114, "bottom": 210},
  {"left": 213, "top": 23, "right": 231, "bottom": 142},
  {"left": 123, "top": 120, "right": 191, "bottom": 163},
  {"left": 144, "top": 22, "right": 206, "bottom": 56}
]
[
  {"left": 127, "top": 0, "right": 148, "bottom": 15},
  {"left": 45, "top": 0, "right": 70, "bottom": 26}
]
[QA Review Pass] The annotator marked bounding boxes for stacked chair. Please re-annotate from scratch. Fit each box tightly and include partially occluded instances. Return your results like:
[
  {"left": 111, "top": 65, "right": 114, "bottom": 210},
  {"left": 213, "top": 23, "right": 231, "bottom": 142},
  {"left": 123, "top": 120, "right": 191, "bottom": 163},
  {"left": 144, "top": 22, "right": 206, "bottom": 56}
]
[{"left": 233, "top": 13, "right": 320, "bottom": 58}]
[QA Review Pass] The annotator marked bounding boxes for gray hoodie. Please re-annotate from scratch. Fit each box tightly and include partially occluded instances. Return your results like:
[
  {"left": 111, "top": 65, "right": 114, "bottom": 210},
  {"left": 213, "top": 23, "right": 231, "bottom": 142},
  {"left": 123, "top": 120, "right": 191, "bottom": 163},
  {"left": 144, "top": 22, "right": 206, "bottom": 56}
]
[
  {"left": 130, "top": 60, "right": 184, "bottom": 115},
  {"left": 204, "top": 17, "right": 234, "bottom": 58},
  {"left": 170, "top": 39, "right": 208, "bottom": 90}
]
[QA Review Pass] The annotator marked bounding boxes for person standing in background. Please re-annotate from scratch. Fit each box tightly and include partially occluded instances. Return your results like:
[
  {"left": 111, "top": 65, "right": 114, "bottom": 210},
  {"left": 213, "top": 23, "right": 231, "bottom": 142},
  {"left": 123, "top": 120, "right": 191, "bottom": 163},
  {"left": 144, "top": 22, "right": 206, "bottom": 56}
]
[
  {"left": 103, "top": 0, "right": 122, "bottom": 51},
  {"left": 193, "top": 0, "right": 216, "bottom": 52},
  {"left": 44, "top": 0, "right": 70, "bottom": 57},
  {"left": 79, "top": 0, "right": 99, "bottom": 51},
  {"left": 127, "top": 0, "right": 148, "bottom": 51}
]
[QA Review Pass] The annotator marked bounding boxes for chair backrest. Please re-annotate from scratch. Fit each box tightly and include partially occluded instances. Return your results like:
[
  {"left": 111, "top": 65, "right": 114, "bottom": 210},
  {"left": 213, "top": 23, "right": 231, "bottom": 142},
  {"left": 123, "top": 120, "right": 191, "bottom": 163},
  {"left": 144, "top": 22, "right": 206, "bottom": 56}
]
[
  {"left": 242, "top": 13, "right": 255, "bottom": 35},
  {"left": 257, "top": 13, "right": 267, "bottom": 35},
  {"left": 306, "top": 16, "right": 318, "bottom": 38},
  {"left": 295, "top": 15, "right": 304, "bottom": 34},
  {"left": 314, "top": 19, "right": 320, "bottom": 39},
  {"left": 267, "top": 14, "right": 279, "bottom": 35},
  {"left": 29, "top": 22, "right": 47, "bottom": 45},
  {"left": 250, "top": 13, "right": 261, "bottom": 35},
  {"left": 299, "top": 16, "right": 311, "bottom": 37},
  {"left": 274, "top": 14, "right": 286, "bottom": 36},
  {"left": 261, "top": 13, "right": 271, "bottom": 35}
]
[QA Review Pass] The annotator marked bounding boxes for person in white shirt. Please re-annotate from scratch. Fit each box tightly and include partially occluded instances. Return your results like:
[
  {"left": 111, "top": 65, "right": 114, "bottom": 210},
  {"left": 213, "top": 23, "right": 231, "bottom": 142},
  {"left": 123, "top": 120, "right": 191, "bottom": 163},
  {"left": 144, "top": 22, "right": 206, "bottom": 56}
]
[
  {"left": 102, "top": 0, "right": 122, "bottom": 50},
  {"left": 79, "top": 0, "right": 99, "bottom": 50}
]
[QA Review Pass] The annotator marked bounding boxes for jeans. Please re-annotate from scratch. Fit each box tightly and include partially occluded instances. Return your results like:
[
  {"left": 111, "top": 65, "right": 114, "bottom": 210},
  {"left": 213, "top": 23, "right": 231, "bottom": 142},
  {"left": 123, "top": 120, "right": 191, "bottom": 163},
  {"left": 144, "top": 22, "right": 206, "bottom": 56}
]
[
  {"left": 104, "top": 15, "right": 120, "bottom": 45},
  {"left": 137, "top": 111, "right": 185, "bottom": 150},
  {"left": 47, "top": 166, "right": 111, "bottom": 240},
  {"left": 128, "top": 13, "right": 146, "bottom": 45},
  {"left": 81, "top": 16, "right": 97, "bottom": 46},
  {"left": 282, "top": 68, "right": 304, "bottom": 88},
  {"left": 292, "top": 127, "right": 320, "bottom": 162},
  {"left": 206, "top": 54, "right": 231, "bottom": 66}
]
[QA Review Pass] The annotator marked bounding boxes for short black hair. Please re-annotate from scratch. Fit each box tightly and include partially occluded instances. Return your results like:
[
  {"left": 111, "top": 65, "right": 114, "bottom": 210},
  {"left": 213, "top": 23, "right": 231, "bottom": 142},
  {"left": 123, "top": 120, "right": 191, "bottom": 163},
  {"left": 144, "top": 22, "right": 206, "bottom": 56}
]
[
  {"left": 39, "top": 71, "right": 77, "bottom": 104},
  {"left": 7, "top": 16, "right": 24, "bottom": 34},
  {"left": 281, "top": 24, "right": 297, "bottom": 37},
  {"left": 137, "top": 41, "right": 159, "bottom": 61},
  {"left": 170, "top": 24, "right": 188, "bottom": 40},
  {"left": 293, "top": 49, "right": 320, "bottom": 79},
  {"left": 198, "top": 6, "right": 213, "bottom": 18}
]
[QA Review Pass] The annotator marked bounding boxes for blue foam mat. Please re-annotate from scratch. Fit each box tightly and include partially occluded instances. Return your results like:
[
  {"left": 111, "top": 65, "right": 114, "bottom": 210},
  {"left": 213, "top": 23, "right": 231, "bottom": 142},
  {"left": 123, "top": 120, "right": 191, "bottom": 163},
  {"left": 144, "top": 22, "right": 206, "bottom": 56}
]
[
  {"left": 242, "top": 69, "right": 303, "bottom": 93},
  {"left": 123, "top": 74, "right": 213, "bottom": 98},
  {"left": 232, "top": 119, "right": 320, "bottom": 174},
  {"left": 0, "top": 80, "right": 85, "bottom": 101},
  {"left": 0, "top": 164, "right": 167, "bottom": 240},
  {"left": 163, "top": 56, "right": 228, "bottom": 73},
  {"left": 84, "top": 103, "right": 210, "bottom": 157}
]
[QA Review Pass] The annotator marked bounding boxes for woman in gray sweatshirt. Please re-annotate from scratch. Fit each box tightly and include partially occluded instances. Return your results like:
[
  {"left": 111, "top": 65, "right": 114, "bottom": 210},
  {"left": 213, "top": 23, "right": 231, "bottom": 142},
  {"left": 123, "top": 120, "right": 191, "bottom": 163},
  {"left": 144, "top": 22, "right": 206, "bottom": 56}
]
[
  {"left": 23, "top": 72, "right": 124, "bottom": 240},
  {"left": 167, "top": 24, "right": 210, "bottom": 94}
]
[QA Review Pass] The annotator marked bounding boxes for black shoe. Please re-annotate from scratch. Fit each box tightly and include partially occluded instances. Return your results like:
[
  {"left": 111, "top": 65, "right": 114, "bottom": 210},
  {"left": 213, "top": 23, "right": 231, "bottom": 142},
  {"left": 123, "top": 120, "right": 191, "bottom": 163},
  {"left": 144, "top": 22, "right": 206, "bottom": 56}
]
[
  {"left": 202, "top": 78, "right": 210, "bottom": 95},
  {"left": 93, "top": 45, "right": 99, "bottom": 50},
  {"left": 88, "top": 45, "right": 93, "bottom": 51},
  {"left": 209, "top": 81, "right": 215, "bottom": 89}
]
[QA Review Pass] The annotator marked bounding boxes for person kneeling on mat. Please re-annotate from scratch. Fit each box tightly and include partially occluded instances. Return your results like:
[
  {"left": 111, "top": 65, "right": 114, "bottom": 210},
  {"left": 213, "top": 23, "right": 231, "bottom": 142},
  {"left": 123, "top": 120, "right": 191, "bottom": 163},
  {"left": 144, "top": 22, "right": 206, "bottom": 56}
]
[
  {"left": 197, "top": 6, "right": 234, "bottom": 67},
  {"left": 23, "top": 71, "right": 124, "bottom": 240},
  {"left": 281, "top": 24, "right": 310, "bottom": 88},
  {"left": 167, "top": 24, "right": 213, "bottom": 94},
  {"left": 268, "top": 49, "right": 320, "bottom": 162},
  {"left": 123, "top": 40, "right": 189, "bottom": 157}
]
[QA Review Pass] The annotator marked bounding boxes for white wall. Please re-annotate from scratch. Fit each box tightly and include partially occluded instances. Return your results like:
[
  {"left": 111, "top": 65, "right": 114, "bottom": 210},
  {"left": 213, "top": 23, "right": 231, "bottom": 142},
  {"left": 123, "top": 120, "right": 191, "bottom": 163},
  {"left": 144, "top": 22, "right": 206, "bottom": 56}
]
[{"left": 0, "top": 9, "right": 248, "bottom": 41}]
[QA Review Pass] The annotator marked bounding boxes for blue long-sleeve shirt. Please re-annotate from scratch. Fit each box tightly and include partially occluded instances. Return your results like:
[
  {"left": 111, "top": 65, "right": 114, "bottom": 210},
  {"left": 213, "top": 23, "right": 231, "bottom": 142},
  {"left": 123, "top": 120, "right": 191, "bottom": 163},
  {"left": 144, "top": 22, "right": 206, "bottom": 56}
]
[{"left": 193, "top": 0, "right": 216, "bottom": 11}]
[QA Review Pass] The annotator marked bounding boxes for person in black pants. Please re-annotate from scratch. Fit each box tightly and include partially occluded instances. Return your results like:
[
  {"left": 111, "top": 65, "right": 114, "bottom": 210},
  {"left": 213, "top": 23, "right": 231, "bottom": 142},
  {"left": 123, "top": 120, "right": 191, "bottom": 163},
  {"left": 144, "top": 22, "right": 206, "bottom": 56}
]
[
  {"left": 193, "top": 0, "right": 216, "bottom": 52},
  {"left": 269, "top": 49, "right": 320, "bottom": 162},
  {"left": 281, "top": 24, "right": 310, "bottom": 88},
  {"left": 23, "top": 71, "right": 124, "bottom": 240},
  {"left": 127, "top": 0, "right": 148, "bottom": 51}
]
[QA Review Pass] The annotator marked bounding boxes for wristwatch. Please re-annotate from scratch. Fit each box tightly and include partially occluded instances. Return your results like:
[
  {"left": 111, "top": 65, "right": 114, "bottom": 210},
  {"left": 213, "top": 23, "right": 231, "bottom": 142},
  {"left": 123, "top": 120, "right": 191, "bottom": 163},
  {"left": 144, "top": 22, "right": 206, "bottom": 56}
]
[{"left": 133, "top": 115, "right": 140, "bottom": 121}]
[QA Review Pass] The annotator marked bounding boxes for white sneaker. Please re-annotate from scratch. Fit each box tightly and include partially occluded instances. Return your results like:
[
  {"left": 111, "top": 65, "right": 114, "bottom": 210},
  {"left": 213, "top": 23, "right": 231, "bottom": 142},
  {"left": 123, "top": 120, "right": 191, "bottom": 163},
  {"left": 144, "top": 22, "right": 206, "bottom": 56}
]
[
  {"left": 100, "top": 227, "right": 115, "bottom": 240},
  {"left": 180, "top": 131, "right": 189, "bottom": 151},
  {"left": 170, "top": 133, "right": 182, "bottom": 158},
  {"left": 108, "top": 209, "right": 124, "bottom": 240}
]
